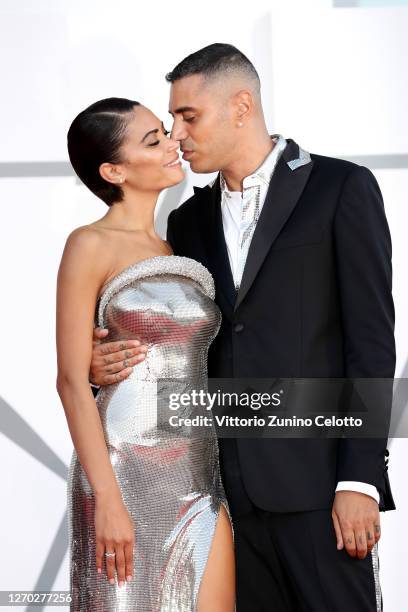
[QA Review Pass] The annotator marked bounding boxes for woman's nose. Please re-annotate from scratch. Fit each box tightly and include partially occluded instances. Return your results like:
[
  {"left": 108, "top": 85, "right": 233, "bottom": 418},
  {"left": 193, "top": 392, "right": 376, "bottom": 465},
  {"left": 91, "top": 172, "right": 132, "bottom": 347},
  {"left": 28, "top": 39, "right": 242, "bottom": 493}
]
[{"left": 167, "top": 137, "right": 179, "bottom": 151}]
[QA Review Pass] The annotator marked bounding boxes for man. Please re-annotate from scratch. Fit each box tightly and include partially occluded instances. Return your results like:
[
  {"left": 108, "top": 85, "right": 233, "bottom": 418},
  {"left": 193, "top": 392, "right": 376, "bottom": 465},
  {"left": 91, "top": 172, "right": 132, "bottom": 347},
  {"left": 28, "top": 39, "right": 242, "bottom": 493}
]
[{"left": 90, "top": 44, "right": 395, "bottom": 611}]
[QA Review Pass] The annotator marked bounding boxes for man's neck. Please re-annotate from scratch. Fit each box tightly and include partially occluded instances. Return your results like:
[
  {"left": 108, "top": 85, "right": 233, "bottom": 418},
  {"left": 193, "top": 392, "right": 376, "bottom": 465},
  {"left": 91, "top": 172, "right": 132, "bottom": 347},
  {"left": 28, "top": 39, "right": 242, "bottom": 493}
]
[{"left": 221, "top": 134, "right": 275, "bottom": 192}]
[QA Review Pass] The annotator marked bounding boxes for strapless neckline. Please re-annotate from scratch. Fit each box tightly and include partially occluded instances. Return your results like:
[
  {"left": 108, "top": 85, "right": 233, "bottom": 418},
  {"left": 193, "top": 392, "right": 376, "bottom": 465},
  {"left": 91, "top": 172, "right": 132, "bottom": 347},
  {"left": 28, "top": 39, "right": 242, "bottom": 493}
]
[
  {"left": 97, "top": 255, "right": 174, "bottom": 301},
  {"left": 96, "top": 255, "right": 216, "bottom": 329},
  {"left": 97, "top": 255, "right": 214, "bottom": 300}
]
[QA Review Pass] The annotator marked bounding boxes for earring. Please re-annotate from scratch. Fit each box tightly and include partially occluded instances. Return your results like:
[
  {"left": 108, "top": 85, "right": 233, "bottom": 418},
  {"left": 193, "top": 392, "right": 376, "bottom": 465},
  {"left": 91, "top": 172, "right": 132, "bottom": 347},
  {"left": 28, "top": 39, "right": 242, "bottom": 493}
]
[{"left": 237, "top": 122, "right": 243, "bottom": 128}]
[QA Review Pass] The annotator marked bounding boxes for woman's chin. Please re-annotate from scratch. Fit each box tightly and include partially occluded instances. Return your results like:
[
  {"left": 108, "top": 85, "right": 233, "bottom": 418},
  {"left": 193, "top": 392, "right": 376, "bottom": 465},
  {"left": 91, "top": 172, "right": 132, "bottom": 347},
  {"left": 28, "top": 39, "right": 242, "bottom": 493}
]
[{"left": 165, "top": 167, "right": 185, "bottom": 187}]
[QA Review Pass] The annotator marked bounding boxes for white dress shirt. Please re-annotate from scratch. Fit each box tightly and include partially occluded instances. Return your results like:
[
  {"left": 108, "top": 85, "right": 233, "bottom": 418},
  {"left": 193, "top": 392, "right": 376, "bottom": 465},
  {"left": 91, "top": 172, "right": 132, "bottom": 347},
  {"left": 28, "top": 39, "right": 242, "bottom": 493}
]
[{"left": 219, "top": 135, "right": 380, "bottom": 504}]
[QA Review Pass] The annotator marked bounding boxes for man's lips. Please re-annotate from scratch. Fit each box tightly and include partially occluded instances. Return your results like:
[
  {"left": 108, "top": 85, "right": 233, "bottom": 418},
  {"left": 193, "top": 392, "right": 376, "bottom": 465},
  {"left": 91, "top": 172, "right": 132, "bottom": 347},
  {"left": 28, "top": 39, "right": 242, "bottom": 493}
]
[{"left": 182, "top": 150, "right": 194, "bottom": 160}]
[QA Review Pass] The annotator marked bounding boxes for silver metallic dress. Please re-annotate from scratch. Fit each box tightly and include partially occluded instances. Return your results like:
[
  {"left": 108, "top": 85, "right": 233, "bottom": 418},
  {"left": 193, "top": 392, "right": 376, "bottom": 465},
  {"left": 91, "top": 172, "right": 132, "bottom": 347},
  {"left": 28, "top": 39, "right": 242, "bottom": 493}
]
[{"left": 67, "top": 255, "right": 232, "bottom": 611}]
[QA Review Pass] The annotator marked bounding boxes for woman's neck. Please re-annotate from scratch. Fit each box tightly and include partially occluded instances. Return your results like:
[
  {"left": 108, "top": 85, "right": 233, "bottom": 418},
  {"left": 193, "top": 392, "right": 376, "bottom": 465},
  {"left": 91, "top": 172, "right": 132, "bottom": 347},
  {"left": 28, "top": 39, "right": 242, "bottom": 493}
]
[{"left": 101, "top": 189, "right": 159, "bottom": 234}]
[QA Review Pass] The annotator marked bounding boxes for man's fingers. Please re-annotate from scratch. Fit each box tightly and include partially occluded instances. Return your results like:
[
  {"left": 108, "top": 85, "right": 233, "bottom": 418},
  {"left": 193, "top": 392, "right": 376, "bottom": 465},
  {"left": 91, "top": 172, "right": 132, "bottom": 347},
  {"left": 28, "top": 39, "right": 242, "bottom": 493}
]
[
  {"left": 374, "top": 521, "right": 381, "bottom": 543},
  {"left": 101, "top": 347, "right": 148, "bottom": 366},
  {"left": 366, "top": 523, "right": 376, "bottom": 552},
  {"left": 90, "top": 338, "right": 148, "bottom": 387},
  {"left": 103, "top": 368, "right": 134, "bottom": 385},
  {"left": 332, "top": 511, "right": 344, "bottom": 550},
  {"left": 365, "top": 510, "right": 380, "bottom": 548},
  {"left": 93, "top": 327, "right": 109, "bottom": 343},
  {"left": 98, "top": 340, "right": 144, "bottom": 356},
  {"left": 340, "top": 522, "right": 357, "bottom": 558},
  {"left": 355, "top": 528, "right": 368, "bottom": 559},
  {"left": 101, "top": 353, "right": 146, "bottom": 375}
]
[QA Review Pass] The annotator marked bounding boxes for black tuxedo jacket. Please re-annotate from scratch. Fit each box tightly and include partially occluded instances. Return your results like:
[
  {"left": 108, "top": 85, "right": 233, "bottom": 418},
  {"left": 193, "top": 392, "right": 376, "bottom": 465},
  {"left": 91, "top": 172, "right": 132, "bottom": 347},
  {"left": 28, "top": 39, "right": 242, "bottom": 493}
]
[{"left": 166, "top": 138, "right": 395, "bottom": 514}]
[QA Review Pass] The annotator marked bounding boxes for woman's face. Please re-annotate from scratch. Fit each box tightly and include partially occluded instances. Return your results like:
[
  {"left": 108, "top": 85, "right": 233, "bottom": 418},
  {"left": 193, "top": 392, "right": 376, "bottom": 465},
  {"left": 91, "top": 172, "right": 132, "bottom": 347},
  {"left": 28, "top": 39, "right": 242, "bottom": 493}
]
[{"left": 107, "top": 105, "right": 184, "bottom": 192}]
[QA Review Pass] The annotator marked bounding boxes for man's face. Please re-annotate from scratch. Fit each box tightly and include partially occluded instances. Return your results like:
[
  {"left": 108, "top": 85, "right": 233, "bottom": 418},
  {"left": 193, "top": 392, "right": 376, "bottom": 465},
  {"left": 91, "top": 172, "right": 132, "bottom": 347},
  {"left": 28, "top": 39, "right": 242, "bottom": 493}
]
[{"left": 168, "top": 74, "right": 237, "bottom": 174}]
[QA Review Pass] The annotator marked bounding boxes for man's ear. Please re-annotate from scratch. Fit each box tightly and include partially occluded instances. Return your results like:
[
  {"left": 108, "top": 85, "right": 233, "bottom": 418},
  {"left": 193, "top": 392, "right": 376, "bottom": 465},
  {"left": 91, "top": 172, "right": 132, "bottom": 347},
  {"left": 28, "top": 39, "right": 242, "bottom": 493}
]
[
  {"left": 99, "top": 162, "right": 125, "bottom": 185},
  {"left": 233, "top": 90, "right": 253, "bottom": 127}
]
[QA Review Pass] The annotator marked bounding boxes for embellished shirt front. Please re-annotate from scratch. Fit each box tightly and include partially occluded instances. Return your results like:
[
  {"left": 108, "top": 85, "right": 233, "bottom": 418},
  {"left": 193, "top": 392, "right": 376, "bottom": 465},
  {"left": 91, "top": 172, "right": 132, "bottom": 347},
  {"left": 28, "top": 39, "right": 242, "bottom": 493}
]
[{"left": 220, "top": 134, "right": 287, "bottom": 289}]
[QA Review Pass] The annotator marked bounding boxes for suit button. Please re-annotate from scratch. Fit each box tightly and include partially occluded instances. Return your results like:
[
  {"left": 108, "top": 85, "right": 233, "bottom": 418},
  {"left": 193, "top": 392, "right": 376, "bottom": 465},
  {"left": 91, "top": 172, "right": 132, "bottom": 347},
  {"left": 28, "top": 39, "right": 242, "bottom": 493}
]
[{"left": 233, "top": 323, "right": 244, "bottom": 333}]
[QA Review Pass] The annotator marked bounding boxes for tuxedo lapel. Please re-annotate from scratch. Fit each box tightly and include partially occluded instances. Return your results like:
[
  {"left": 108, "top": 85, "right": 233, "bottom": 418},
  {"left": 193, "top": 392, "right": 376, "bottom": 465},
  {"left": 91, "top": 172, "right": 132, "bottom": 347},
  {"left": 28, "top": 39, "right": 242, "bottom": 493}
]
[
  {"left": 234, "top": 139, "right": 314, "bottom": 312},
  {"left": 194, "top": 177, "right": 237, "bottom": 316}
]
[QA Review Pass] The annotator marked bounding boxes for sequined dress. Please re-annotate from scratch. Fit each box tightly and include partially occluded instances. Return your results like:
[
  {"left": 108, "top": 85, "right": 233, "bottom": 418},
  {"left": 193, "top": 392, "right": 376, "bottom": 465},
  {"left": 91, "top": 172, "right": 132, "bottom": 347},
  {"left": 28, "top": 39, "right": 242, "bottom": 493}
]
[{"left": 66, "top": 255, "right": 231, "bottom": 611}]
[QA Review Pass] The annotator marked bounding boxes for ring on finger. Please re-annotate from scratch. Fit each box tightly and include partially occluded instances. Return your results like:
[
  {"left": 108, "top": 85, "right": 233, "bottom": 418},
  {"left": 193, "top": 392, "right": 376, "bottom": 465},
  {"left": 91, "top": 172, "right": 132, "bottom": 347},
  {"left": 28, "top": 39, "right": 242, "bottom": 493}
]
[
  {"left": 105, "top": 551, "right": 116, "bottom": 558},
  {"left": 123, "top": 359, "right": 129, "bottom": 367}
]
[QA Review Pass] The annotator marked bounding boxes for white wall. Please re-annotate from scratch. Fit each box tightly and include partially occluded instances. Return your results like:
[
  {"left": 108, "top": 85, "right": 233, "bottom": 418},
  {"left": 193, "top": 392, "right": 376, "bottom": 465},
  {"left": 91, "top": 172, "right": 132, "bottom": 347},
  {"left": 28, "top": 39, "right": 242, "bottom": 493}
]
[{"left": 0, "top": 0, "right": 407, "bottom": 609}]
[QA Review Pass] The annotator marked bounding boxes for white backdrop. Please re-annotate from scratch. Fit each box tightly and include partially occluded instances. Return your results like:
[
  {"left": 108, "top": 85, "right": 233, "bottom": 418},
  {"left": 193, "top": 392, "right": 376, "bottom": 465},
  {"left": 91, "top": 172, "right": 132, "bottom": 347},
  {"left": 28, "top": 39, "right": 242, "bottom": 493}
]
[{"left": 1, "top": 0, "right": 407, "bottom": 609}]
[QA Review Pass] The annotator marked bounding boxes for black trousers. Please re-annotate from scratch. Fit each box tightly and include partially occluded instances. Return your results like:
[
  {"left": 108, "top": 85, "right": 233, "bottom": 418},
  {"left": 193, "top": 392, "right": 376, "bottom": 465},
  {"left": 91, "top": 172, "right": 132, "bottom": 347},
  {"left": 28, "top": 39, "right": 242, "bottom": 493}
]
[
  {"left": 234, "top": 507, "right": 381, "bottom": 612},
  {"left": 219, "top": 440, "right": 381, "bottom": 612}
]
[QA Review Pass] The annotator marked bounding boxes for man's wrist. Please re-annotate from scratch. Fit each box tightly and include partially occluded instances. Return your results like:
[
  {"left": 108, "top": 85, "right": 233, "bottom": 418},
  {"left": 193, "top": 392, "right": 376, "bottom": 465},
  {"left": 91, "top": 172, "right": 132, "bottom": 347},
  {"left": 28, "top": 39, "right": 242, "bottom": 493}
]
[{"left": 336, "top": 481, "right": 380, "bottom": 504}]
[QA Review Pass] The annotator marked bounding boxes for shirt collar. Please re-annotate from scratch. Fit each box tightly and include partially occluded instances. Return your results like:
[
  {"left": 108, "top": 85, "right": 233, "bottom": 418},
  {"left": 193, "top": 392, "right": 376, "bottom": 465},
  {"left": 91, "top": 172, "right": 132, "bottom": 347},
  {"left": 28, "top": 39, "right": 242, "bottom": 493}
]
[{"left": 220, "top": 134, "right": 287, "bottom": 193}]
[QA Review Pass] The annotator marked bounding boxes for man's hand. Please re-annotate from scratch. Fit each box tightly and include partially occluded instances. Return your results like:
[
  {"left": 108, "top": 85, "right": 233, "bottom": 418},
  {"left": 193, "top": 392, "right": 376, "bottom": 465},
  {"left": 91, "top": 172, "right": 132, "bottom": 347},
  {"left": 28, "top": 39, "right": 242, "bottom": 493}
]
[
  {"left": 332, "top": 491, "right": 381, "bottom": 559},
  {"left": 90, "top": 327, "right": 147, "bottom": 386}
]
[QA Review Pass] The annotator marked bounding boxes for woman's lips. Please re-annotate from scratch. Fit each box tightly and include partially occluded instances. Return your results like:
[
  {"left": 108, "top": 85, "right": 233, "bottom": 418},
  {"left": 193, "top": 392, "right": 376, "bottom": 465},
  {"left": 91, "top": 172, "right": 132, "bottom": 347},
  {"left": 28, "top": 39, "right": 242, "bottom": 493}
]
[{"left": 164, "top": 159, "right": 182, "bottom": 169}]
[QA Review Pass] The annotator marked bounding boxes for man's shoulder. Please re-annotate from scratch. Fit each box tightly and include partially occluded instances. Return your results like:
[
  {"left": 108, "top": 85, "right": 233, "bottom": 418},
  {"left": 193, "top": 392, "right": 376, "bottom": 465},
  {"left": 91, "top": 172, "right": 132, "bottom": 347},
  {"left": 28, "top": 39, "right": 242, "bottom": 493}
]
[
  {"left": 285, "top": 138, "right": 362, "bottom": 178},
  {"left": 310, "top": 151, "right": 361, "bottom": 175},
  {"left": 309, "top": 152, "right": 379, "bottom": 191}
]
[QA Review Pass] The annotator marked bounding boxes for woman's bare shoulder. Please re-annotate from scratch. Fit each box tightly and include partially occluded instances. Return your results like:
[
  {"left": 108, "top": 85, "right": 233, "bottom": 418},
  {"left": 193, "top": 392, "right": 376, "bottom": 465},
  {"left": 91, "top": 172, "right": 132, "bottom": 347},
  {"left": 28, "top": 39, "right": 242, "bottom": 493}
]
[
  {"left": 63, "top": 224, "right": 113, "bottom": 258},
  {"left": 59, "top": 225, "right": 112, "bottom": 280},
  {"left": 66, "top": 223, "right": 104, "bottom": 244}
]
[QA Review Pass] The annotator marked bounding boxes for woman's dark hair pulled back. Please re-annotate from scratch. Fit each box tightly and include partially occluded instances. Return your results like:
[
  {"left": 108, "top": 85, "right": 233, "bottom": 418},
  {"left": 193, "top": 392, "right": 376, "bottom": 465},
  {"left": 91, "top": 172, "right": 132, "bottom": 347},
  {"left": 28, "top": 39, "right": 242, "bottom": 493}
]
[{"left": 67, "top": 97, "right": 140, "bottom": 206}]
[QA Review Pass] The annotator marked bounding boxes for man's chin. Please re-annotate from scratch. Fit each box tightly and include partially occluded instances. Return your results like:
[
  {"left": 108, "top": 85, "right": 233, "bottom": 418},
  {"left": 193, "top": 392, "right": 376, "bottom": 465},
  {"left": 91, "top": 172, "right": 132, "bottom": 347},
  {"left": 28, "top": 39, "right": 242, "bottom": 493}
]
[{"left": 189, "top": 159, "right": 215, "bottom": 175}]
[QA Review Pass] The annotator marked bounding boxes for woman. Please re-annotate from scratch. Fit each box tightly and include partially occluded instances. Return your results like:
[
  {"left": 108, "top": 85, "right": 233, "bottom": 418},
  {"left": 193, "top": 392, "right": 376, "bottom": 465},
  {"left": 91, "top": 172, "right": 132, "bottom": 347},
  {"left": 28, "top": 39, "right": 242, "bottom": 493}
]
[{"left": 56, "top": 97, "right": 235, "bottom": 611}]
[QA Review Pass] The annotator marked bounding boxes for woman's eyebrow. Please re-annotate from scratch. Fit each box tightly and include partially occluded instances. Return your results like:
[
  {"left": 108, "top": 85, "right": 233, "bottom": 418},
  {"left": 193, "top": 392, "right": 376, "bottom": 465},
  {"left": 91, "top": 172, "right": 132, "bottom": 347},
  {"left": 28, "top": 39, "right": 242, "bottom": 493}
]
[
  {"left": 141, "top": 128, "right": 159, "bottom": 143},
  {"left": 140, "top": 122, "right": 166, "bottom": 143}
]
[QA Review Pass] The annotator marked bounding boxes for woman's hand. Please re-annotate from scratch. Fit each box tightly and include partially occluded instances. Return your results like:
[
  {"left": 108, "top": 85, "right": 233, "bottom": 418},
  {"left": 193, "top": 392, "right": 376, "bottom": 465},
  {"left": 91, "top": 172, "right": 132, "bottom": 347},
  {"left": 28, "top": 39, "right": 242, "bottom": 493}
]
[{"left": 95, "top": 490, "right": 135, "bottom": 586}]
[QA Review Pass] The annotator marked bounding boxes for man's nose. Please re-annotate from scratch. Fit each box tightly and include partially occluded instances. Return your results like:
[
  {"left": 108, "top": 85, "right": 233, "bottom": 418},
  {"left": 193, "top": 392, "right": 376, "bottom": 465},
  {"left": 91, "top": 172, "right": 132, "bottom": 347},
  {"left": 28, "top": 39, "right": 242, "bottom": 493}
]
[{"left": 171, "top": 121, "right": 188, "bottom": 142}]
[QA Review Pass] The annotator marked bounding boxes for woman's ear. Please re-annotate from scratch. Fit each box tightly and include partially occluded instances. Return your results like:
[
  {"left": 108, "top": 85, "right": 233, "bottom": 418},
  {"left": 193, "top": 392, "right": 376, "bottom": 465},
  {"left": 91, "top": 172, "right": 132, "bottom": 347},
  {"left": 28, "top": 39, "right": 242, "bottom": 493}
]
[{"left": 99, "top": 163, "right": 125, "bottom": 185}]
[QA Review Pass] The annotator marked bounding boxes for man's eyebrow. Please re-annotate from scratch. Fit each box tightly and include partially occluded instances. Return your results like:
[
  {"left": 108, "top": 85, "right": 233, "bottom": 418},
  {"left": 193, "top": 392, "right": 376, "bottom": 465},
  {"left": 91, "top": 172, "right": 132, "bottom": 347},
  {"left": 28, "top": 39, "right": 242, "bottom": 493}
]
[
  {"left": 141, "top": 122, "right": 165, "bottom": 143},
  {"left": 168, "top": 106, "right": 196, "bottom": 116}
]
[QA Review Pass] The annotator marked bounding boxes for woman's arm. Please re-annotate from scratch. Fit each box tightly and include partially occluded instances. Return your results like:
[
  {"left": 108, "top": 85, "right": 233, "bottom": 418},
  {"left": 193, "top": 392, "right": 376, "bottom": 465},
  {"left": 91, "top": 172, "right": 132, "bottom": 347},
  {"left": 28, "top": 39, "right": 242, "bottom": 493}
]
[
  {"left": 56, "top": 226, "right": 134, "bottom": 585},
  {"left": 56, "top": 227, "right": 118, "bottom": 495}
]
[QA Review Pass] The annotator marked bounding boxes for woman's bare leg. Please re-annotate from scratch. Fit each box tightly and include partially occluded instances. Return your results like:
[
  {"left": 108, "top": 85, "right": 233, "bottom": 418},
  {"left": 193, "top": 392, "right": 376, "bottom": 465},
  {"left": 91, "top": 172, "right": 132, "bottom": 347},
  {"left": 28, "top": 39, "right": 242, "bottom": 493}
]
[{"left": 196, "top": 503, "right": 235, "bottom": 612}]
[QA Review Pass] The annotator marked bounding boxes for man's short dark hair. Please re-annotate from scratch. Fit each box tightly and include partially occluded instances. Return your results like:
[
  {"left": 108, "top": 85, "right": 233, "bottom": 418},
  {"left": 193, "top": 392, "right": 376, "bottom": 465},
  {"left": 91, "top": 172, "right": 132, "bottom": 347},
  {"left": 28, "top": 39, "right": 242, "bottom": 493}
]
[{"left": 165, "top": 43, "right": 260, "bottom": 90}]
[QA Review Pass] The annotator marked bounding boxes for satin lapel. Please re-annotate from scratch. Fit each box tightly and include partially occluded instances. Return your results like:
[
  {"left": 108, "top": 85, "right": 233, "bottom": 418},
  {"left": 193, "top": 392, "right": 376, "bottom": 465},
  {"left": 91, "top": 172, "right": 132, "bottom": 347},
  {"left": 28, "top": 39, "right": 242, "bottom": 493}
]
[
  {"left": 195, "top": 176, "right": 236, "bottom": 317},
  {"left": 234, "top": 141, "right": 314, "bottom": 312}
]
